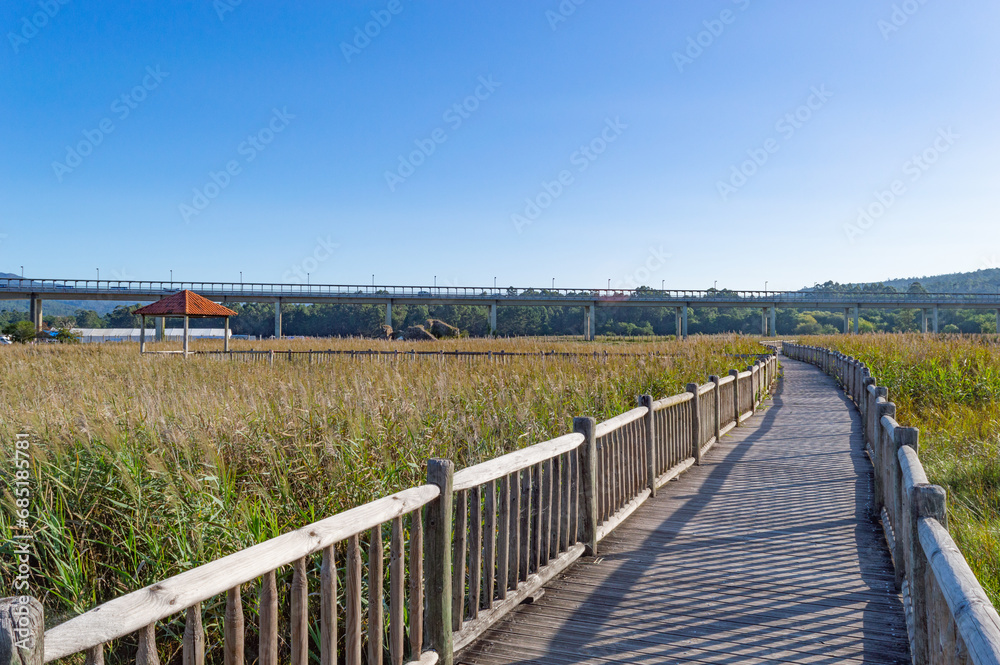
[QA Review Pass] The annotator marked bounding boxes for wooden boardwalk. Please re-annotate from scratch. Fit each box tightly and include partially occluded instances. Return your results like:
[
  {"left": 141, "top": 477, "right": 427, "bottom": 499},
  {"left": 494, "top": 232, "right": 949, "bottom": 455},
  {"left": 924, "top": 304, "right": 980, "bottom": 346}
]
[{"left": 458, "top": 358, "right": 911, "bottom": 665}]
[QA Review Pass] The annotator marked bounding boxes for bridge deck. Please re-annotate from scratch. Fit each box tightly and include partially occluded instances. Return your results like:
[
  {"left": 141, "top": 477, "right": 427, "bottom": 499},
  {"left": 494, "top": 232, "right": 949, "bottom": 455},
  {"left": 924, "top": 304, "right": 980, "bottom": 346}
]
[{"left": 458, "top": 358, "right": 910, "bottom": 664}]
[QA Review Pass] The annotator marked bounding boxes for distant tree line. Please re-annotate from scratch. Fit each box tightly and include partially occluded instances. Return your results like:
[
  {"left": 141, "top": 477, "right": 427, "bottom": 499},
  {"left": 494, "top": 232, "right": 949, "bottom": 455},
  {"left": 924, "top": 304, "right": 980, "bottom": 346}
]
[{"left": 1, "top": 281, "right": 997, "bottom": 338}]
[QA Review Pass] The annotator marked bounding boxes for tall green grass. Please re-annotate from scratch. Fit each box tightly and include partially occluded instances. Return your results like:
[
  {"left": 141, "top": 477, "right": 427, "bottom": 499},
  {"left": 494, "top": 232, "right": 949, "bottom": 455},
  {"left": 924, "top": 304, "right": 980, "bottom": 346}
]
[{"left": 811, "top": 333, "right": 1000, "bottom": 604}]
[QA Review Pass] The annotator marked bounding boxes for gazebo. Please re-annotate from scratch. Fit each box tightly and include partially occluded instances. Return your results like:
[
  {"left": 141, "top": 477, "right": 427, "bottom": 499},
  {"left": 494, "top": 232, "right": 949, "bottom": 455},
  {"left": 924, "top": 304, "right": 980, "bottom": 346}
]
[{"left": 133, "top": 290, "right": 237, "bottom": 355}]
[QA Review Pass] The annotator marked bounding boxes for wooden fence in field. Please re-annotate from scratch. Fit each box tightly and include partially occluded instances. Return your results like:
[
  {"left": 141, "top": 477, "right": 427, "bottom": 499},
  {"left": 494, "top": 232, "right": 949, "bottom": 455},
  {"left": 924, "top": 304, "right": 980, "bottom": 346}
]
[
  {"left": 5, "top": 355, "right": 778, "bottom": 665},
  {"left": 192, "top": 349, "right": 774, "bottom": 365},
  {"left": 783, "top": 342, "right": 1000, "bottom": 665}
]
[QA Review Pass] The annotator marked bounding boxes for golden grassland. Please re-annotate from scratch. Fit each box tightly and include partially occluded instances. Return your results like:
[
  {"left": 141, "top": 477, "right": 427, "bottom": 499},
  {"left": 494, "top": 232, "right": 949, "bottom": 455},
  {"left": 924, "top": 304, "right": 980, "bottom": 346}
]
[
  {"left": 0, "top": 335, "right": 766, "bottom": 623},
  {"left": 810, "top": 333, "right": 1000, "bottom": 604}
]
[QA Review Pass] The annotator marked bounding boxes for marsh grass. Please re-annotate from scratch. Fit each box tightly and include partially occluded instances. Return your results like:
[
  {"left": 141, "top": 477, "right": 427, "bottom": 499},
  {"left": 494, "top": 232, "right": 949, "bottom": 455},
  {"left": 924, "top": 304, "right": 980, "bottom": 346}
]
[
  {"left": 0, "top": 335, "right": 765, "bottom": 629},
  {"left": 812, "top": 333, "right": 1000, "bottom": 604}
]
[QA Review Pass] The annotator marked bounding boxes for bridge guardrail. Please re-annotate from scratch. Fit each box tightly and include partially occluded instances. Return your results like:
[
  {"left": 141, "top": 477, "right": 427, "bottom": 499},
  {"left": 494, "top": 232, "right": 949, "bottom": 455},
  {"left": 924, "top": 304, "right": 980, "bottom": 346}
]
[
  {"left": 784, "top": 342, "right": 1000, "bottom": 665},
  {"left": 4, "top": 353, "right": 778, "bottom": 665},
  {"left": 7, "top": 277, "right": 1000, "bottom": 306}
]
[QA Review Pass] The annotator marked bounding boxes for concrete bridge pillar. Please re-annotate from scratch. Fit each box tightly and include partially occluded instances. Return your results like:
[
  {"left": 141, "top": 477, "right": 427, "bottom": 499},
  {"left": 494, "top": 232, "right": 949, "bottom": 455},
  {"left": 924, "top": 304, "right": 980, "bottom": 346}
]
[
  {"left": 933, "top": 305, "right": 939, "bottom": 333},
  {"left": 274, "top": 300, "right": 282, "bottom": 339},
  {"left": 489, "top": 302, "right": 498, "bottom": 335},
  {"left": 675, "top": 307, "right": 681, "bottom": 338},
  {"left": 921, "top": 309, "right": 929, "bottom": 334},
  {"left": 156, "top": 317, "right": 165, "bottom": 342},
  {"left": 681, "top": 304, "right": 689, "bottom": 339},
  {"left": 769, "top": 306, "right": 777, "bottom": 337},
  {"left": 844, "top": 308, "right": 850, "bottom": 334},
  {"left": 585, "top": 304, "right": 596, "bottom": 340},
  {"left": 385, "top": 300, "right": 393, "bottom": 327},
  {"left": 761, "top": 308, "right": 767, "bottom": 336},
  {"left": 853, "top": 305, "right": 860, "bottom": 334},
  {"left": 29, "top": 295, "right": 42, "bottom": 333}
]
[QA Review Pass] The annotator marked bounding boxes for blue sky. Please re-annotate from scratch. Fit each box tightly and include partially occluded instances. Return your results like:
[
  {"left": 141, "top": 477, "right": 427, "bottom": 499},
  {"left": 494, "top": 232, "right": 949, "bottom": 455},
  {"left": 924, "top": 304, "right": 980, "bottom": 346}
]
[{"left": 2, "top": 1, "right": 998, "bottom": 290}]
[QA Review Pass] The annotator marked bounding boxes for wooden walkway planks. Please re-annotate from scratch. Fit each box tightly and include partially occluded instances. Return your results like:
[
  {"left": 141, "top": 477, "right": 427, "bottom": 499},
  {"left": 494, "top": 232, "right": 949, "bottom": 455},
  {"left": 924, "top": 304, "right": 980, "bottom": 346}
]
[{"left": 457, "top": 358, "right": 911, "bottom": 665}]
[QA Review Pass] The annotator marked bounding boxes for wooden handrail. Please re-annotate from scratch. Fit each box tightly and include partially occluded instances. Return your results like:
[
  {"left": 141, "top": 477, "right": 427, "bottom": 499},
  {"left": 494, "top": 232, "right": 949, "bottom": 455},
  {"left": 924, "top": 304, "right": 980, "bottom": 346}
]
[
  {"left": 452, "top": 433, "right": 584, "bottom": 491},
  {"left": 594, "top": 406, "right": 648, "bottom": 439},
  {"left": 919, "top": 517, "right": 1000, "bottom": 664},
  {"left": 652, "top": 392, "right": 693, "bottom": 411},
  {"left": 44, "top": 484, "right": 440, "bottom": 662}
]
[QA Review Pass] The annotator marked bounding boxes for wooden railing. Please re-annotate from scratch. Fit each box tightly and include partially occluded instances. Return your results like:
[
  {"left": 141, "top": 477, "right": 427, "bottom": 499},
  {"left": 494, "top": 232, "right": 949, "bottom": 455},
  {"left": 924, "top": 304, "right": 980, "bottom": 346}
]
[
  {"left": 784, "top": 342, "right": 1000, "bottom": 665},
  {"left": 10, "top": 354, "right": 777, "bottom": 665}
]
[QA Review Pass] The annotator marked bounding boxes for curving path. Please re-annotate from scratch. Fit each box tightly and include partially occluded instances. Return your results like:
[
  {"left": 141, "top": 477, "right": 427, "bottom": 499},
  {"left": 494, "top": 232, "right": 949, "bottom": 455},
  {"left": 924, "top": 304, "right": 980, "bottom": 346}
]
[{"left": 457, "top": 358, "right": 911, "bottom": 664}]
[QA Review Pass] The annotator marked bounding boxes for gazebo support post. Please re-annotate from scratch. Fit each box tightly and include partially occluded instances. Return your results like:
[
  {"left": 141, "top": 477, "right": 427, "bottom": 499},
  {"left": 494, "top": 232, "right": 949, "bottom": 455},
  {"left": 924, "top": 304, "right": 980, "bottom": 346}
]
[
  {"left": 224, "top": 316, "right": 230, "bottom": 353},
  {"left": 140, "top": 315, "right": 146, "bottom": 354},
  {"left": 183, "top": 315, "right": 190, "bottom": 356}
]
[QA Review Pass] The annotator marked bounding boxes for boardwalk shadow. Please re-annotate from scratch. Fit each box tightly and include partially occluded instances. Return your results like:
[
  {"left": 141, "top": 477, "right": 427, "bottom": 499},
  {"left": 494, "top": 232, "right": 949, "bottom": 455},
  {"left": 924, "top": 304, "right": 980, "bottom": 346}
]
[{"left": 459, "top": 361, "right": 910, "bottom": 665}]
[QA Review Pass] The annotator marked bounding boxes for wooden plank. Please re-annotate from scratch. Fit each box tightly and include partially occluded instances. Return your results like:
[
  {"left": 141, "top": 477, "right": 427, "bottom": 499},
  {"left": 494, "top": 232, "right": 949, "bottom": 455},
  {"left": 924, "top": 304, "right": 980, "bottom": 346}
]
[
  {"left": 469, "top": 485, "right": 482, "bottom": 620},
  {"left": 223, "top": 587, "right": 243, "bottom": 665},
  {"left": 182, "top": 604, "right": 204, "bottom": 665},
  {"left": 45, "top": 485, "right": 440, "bottom": 661},
  {"left": 453, "top": 434, "right": 584, "bottom": 491},
  {"left": 508, "top": 471, "right": 519, "bottom": 591},
  {"left": 452, "top": 489, "right": 468, "bottom": 631},
  {"left": 258, "top": 571, "right": 277, "bottom": 665},
  {"left": 594, "top": 406, "right": 648, "bottom": 439},
  {"left": 496, "top": 475, "right": 509, "bottom": 600},
  {"left": 369, "top": 526, "right": 385, "bottom": 665},
  {"left": 290, "top": 558, "right": 308, "bottom": 665},
  {"left": 652, "top": 392, "right": 693, "bottom": 411},
  {"left": 346, "top": 536, "right": 362, "bottom": 665},
  {"left": 518, "top": 469, "right": 530, "bottom": 582},
  {"left": 390, "top": 517, "right": 404, "bottom": 665},
  {"left": 136, "top": 623, "right": 158, "bottom": 665},
  {"left": 482, "top": 479, "right": 496, "bottom": 611},
  {"left": 408, "top": 512, "right": 423, "bottom": 657},
  {"left": 531, "top": 464, "right": 541, "bottom": 573},
  {"left": 320, "top": 547, "right": 336, "bottom": 665}
]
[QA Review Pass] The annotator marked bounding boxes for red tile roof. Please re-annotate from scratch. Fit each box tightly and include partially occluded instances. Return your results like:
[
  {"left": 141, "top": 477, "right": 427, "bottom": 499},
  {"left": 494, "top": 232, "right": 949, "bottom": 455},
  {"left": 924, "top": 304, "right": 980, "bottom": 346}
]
[{"left": 133, "top": 290, "right": 237, "bottom": 318}]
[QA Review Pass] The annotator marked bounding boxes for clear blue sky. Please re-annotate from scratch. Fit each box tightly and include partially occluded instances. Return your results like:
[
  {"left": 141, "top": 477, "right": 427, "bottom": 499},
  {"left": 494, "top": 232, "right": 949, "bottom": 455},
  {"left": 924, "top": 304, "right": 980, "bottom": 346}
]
[{"left": 2, "top": 1, "right": 998, "bottom": 290}]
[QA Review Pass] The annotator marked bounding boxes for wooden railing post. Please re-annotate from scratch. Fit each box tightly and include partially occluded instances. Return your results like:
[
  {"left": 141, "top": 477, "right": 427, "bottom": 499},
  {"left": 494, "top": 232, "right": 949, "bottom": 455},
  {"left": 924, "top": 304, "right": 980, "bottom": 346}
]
[
  {"left": 426, "top": 458, "right": 455, "bottom": 665},
  {"left": 892, "top": 427, "right": 918, "bottom": 589},
  {"left": 910, "top": 484, "right": 948, "bottom": 665},
  {"left": 709, "top": 376, "right": 722, "bottom": 441},
  {"left": 0, "top": 597, "right": 43, "bottom": 665},
  {"left": 639, "top": 395, "right": 656, "bottom": 497},
  {"left": 686, "top": 383, "right": 701, "bottom": 465},
  {"left": 860, "top": 377, "right": 876, "bottom": 438},
  {"left": 574, "top": 417, "right": 598, "bottom": 556},
  {"left": 728, "top": 370, "right": 740, "bottom": 427},
  {"left": 873, "top": 401, "right": 896, "bottom": 515}
]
